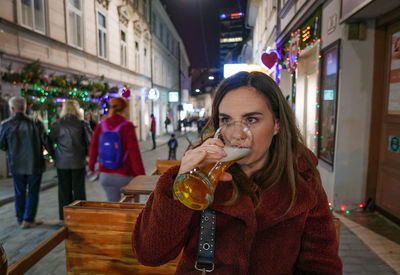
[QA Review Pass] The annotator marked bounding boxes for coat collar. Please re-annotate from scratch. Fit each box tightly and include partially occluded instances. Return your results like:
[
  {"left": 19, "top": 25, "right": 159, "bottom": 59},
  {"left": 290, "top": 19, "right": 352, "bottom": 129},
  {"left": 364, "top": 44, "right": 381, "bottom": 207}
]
[{"left": 210, "top": 169, "right": 317, "bottom": 231}]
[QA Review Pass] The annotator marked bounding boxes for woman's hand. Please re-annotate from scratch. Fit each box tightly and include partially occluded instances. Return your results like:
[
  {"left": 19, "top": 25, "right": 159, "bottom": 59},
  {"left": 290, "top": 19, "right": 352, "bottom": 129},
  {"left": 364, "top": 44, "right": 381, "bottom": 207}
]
[{"left": 178, "top": 138, "right": 232, "bottom": 181}]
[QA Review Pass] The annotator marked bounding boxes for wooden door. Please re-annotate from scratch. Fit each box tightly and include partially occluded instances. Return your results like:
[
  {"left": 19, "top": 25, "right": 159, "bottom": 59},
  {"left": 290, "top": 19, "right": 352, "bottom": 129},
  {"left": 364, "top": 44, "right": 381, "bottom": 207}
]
[{"left": 375, "top": 21, "right": 400, "bottom": 220}]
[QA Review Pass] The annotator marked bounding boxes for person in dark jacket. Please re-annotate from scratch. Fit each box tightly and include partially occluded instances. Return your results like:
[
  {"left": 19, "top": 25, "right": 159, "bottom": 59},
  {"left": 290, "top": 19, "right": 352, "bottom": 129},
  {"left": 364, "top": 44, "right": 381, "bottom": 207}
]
[
  {"left": 133, "top": 72, "right": 342, "bottom": 274},
  {"left": 167, "top": 133, "right": 178, "bottom": 160},
  {"left": 0, "top": 96, "right": 52, "bottom": 229},
  {"left": 49, "top": 100, "right": 92, "bottom": 220}
]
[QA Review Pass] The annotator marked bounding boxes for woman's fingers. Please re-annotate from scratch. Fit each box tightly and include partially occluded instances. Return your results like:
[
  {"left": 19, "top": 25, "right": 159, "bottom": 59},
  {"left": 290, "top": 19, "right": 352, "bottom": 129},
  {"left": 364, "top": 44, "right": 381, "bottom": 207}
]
[
  {"left": 177, "top": 140, "right": 227, "bottom": 175},
  {"left": 219, "top": 172, "right": 233, "bottom": 182}
]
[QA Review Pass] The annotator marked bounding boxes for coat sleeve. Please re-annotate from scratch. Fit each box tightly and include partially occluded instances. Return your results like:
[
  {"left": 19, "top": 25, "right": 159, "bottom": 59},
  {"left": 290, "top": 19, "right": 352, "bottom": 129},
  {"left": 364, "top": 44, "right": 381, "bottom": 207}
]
[
  {"left": 133, "top": 166, "right": 195, "bottom": 266},
  {"left": 37, "top": 120, "right": 53, "bottom": 157},
  {"left": 88, "top": 123, "right": 102, "bottom": 171},
  {"left": 125, "top": 123, "right": 145, "bottom": 176},
  {"left": 294, "top": 181, "right": 342, "bottom": 274},
  {"left": 0, "top": 122, "right": 8, "bottom": 151}
]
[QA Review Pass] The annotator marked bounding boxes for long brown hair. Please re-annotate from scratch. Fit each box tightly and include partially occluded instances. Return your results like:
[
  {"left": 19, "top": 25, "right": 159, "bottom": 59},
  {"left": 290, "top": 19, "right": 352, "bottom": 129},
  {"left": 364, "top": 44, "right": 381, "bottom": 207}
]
[{"left": 201, "top": 71, "right": 319, "bottom": 215}]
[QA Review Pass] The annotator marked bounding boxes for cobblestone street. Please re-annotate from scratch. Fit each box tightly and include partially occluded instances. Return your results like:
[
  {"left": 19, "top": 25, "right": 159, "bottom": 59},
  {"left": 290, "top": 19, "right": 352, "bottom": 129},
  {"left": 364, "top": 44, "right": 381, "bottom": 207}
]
[{"left": 1, "top": 131, "right": 399, "bottom": 274}]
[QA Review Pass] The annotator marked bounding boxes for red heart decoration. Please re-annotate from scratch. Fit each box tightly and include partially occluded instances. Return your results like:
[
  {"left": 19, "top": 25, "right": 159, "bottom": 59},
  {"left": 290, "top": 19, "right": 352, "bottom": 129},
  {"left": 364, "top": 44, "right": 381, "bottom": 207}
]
[{"left": 261, "top": 52, "right": 278, "bottom": 69}]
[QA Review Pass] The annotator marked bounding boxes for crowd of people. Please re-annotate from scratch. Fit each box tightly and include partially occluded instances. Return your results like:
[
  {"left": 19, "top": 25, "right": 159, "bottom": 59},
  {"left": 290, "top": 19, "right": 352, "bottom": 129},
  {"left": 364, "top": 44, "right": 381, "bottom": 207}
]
[{"left": 0, "top": 96, "right": 146, "bottom": 227}]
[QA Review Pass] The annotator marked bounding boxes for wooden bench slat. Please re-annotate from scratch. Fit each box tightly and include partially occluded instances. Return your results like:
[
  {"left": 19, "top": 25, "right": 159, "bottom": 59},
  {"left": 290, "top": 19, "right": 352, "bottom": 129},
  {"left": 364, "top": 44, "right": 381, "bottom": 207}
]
[{"left": 8, "top": 227, "right": 67, "bottom": 275}]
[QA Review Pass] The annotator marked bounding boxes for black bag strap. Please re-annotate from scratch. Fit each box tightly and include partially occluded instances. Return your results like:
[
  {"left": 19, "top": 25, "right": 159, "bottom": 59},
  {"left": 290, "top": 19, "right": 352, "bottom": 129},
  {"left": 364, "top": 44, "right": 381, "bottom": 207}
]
[{"left": 195, "top": 208, "right": 216, "bottom": 274}]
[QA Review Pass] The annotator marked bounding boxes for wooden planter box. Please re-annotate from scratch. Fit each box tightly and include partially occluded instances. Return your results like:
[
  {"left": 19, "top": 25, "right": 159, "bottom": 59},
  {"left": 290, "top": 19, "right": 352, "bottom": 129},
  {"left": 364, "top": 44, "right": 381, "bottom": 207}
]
[{"left": 64, "top": 201, "right": 179, "bottom": 274}]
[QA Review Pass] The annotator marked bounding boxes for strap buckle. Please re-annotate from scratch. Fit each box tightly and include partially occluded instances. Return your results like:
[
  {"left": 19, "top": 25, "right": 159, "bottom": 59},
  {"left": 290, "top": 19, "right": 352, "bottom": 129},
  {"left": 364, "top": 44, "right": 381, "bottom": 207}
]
[{"left": 195, "top": 261, "right": 215, "bottom": 274}]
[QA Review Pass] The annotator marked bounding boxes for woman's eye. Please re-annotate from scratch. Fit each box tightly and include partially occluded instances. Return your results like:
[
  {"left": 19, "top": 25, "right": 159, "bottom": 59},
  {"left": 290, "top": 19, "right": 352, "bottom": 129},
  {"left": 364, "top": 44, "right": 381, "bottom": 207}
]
[
  {"left": 220, "top": 117, "right": 230, "bottom": 124},
  {"left": 246, "top": 117, "right": 258, "bottom": 124}
]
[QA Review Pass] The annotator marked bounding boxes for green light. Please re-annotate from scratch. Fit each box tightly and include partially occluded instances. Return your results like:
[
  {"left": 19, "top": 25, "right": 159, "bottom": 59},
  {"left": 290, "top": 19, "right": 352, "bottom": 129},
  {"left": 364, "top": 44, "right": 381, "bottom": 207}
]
[
  {"left": 74, "top": 87, "right": 77, "bottom": 92},
  {"left": 345, "top": 210, "right": 350, "bottom": 215},
  {"left": 69, "top": 92, "right": 72, "bottom": 95},
  {"left": 315, "top": 120, "right": 318, "bottom": 123},
  {"left": 53, "top": 88, "right": 57, "bottom": 92},
  {"left": 45, "top": 92, "right": 48, "bottom": 96},
  {"left": 37, "top": 87, "right": 41, "bottom": 91},
  {"left": 288, "top": 40, "right": 291, "bottom": 43},
  {"left": 54, "top": 144, "right": 57, "bottom": 148},
  {"left": 316, "top": 90, "right": 319, "bottom": 93},
  {"left": 321, "top": 136, "right": 324, "bottom": 139},
  {"left": 317, "top": 105, "right": 320, "bottom": 108},
  {"left": 47, "top": 129, "right": 50, "bottom": 133},
  {"left": 313, "top": 135, "right": 316, "bottom": 139},
  {"left": 44, "top": 120, "right": 48, "bottom": 123},
  {"left": 329, "top": 207, "right": 333, "bottom": 211},
  {"left": 49, "top": 156, "right": 52, "bottom": 159}
]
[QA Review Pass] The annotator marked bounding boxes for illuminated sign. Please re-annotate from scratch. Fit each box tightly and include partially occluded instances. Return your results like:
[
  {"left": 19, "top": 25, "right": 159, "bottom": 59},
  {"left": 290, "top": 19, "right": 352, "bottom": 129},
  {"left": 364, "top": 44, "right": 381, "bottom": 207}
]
[
  {"left": 168, "top": 91, "right": 179, "bottom": 102},
  {"left": 148, "top": 88, "right": 159, "bottom": 100},
  {"left": 219, "top": 12, "right": 244, "bottom": 20},
  {"left": 223, "top": 64, "right": 267, "bottom": 78},
  {"left": 220, "top": 37, "right": 243, "bottom": 43}
]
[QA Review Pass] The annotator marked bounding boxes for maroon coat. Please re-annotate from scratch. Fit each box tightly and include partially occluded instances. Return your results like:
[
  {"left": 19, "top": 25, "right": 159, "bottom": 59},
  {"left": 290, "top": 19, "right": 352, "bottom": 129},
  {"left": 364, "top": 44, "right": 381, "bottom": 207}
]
[{"left": 133, "top": 157, "right": 342, "bottom": 274}]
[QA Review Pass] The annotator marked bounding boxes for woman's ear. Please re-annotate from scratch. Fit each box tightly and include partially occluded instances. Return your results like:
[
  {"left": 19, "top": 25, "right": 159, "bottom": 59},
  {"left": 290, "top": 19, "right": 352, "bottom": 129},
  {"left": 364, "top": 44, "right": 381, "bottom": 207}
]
[{"left": 273, "top": 119, "right": 280, "bottom": 135}]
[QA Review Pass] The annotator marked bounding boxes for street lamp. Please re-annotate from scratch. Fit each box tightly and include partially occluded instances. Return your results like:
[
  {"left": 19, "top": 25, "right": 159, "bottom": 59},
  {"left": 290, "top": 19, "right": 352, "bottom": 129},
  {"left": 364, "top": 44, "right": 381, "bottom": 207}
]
[
  {"left": 195, "top": 89, "right": 200, "bottom": 93},
  {"left": 208, "top": 76, "right": 214, "bottom": 80}
]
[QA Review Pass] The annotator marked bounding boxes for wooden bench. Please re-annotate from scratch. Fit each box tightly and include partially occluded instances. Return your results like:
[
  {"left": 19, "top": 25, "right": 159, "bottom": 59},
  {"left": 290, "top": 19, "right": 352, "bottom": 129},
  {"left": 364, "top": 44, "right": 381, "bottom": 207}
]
[{"left": 152, "top": 160, "right": 181, "bottom": 175}]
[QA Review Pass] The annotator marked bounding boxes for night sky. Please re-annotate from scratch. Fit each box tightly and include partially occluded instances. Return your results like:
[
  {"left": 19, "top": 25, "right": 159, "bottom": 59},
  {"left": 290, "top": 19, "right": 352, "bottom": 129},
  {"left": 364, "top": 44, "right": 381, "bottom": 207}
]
[{"left": 161, "top": 0, "right": 247, "bottom": 69}]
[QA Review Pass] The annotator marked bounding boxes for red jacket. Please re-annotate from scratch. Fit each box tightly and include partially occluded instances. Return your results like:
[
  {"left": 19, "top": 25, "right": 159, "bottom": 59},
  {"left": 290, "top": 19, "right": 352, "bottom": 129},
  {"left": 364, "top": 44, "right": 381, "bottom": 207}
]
[
  {"left": 133, "top": 156, "right": 342, "bottom": 274},
  {"left": 151, "top": 117, "right": 156, "bottom": 133},
  {"left": 88, "top": 114, "right": 145, "bottom": 177}
]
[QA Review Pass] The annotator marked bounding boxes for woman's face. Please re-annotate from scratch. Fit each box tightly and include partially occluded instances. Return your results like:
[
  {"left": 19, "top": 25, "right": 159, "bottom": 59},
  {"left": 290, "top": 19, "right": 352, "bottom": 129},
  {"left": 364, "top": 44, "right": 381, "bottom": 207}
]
[{"left": 218, "top": 86, "right": 280, "bottom": 176}]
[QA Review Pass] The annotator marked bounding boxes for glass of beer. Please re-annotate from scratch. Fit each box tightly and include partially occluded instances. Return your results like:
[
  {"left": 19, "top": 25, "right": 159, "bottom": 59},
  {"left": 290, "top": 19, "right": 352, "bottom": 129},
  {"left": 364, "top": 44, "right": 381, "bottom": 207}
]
[{"left": 173, "top": 121, "right": 253, "bottom": 210}]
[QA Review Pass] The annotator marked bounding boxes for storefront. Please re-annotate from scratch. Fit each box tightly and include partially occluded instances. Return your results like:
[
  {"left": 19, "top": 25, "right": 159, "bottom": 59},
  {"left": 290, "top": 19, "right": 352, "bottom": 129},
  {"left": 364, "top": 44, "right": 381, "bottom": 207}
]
[{"left": 280, "top": 8, "right": 322, "bottom": 154}]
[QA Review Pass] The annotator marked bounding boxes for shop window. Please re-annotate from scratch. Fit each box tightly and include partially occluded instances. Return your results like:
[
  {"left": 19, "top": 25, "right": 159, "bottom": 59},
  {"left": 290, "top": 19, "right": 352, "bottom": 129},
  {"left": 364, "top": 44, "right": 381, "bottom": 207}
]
[
  {"left": 97, "top": 11, "right": 107, "bottom": 59},
  {"left": 318, "top": 40, "right": 340, "bottom": 167},
  {"left": 67, "top": 0, "right": 83, "bottom": 48},
  {"left": 19, "top": 0, "right": 46, "bottom": 33}
]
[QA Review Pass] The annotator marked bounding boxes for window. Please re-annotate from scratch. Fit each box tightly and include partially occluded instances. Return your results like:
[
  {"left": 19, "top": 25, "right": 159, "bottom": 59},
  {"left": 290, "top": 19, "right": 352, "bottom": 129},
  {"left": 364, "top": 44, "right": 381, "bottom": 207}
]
[
  {"left": 20, "top": 0, "right": 46, "bottom": 33},
  {"left": 67, "top": 0, "right": 83, "bottom": 48},
  {"left": 318, "top": 40, "right": 340, "bottom": 166},
  {"left": 135, "top": 41, "right": 140, "bottom": 72},
  {"left": 97, "top": 11, "right": 107, "bottom": 58},
  {"left": 120, "top": 29, "right": 127, "bottom": 67},
  {"left": 143, "top": 0, "right": 148, "bottom": 21}
]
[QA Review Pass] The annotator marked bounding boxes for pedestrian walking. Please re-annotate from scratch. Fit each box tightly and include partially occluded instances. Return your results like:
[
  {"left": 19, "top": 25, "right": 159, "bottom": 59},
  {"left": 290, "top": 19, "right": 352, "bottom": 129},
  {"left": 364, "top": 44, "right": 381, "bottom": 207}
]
[
  {"left": 151, "top": 113, "right": 156, "bottom": 149},
  {"left": 88, "top": 97, "right": 145, "bottom": 202},
  {"left": 0, "top": 96, "right": 52, "bottom": 228},
  {"left": 49, "top": 100, "right": 92, "bottom": 221},
  {"left": 133, "top": 72, "right": 342, "bottom": 274},
  {"left": 167, "top": 133, "right": 178, "bottom": 160},
  {"left": 164, "top": 116, "right": 171, "bottom": 133}
]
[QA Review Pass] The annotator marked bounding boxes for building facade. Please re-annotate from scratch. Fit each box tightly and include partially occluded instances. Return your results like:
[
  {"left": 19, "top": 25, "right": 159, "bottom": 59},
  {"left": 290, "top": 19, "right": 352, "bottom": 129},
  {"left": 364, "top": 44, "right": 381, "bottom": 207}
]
[
  {"left": 0, "top": 0, "right": 189, "bottom": 178},
  {"left": 248, "top": 0, "right": 400, "bottom": 223}
]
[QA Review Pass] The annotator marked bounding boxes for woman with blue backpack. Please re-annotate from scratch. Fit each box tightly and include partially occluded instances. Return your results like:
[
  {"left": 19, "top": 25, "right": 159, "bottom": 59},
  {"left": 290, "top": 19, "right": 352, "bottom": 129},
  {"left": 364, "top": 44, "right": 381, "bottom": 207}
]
[{"left": 88, "top": 97, "right": 145, "bottom": 202}]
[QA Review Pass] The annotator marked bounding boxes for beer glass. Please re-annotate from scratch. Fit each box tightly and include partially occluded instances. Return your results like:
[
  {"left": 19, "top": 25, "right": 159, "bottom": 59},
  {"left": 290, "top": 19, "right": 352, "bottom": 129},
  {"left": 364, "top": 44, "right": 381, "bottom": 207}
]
[{"left": 173, "top": 121, "right": 253, "bottom": 210}]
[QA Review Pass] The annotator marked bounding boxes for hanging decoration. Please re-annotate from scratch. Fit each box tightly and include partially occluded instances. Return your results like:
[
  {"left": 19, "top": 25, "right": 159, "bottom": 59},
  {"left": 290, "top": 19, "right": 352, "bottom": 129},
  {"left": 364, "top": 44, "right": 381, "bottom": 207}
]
[{"left": 1, "top": 60, "right": 130, "bottom": 122}]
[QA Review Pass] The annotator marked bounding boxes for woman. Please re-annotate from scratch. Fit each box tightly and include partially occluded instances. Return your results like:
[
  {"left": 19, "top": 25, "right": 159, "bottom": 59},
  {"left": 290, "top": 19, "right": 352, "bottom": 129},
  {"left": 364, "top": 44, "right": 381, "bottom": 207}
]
[
  {"left": 88, "top": 97, "right": 145, "bottom": 202},
  {"left": 49, "top": 100, "right": 92, "bottom": 220},
  {"left": 133, "top": 72, "right": 342, "bottom": 274}
]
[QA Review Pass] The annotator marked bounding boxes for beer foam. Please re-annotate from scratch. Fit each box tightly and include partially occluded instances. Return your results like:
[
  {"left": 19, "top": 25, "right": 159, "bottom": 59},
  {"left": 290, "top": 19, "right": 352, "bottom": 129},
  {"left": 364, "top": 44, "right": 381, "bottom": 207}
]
[{"left": 220, "top": 146, "right": 251, "bottom": 162}]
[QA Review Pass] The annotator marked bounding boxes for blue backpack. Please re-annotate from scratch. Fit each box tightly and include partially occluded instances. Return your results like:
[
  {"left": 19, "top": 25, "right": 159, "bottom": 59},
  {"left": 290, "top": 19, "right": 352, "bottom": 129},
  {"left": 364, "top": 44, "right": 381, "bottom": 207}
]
[{"left": 99, "top": 120, "right": 129, "bottom": 169}]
